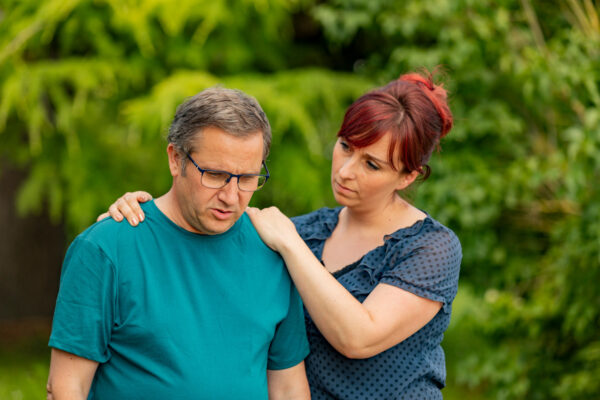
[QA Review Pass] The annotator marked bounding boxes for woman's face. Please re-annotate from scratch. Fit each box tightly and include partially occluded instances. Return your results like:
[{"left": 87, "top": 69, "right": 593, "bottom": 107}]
[{"left": 330, "top": 134, "right": 417, "bottom": 210}]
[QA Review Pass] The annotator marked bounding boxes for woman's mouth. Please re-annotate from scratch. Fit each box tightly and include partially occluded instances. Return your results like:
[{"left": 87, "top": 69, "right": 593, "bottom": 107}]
[{"left": 334, "top": 181, "right": 355, "bottom": 195}]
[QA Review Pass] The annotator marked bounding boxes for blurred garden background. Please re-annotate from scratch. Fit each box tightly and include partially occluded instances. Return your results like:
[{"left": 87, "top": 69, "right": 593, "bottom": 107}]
[{"left": 1, "top": 0, "right": 599, "bottom": 398}]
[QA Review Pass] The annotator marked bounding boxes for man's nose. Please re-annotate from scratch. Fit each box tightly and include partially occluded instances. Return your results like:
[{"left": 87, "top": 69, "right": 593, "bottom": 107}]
[{"left": 217, "top": 178, "right": 239, "bottom": 204}]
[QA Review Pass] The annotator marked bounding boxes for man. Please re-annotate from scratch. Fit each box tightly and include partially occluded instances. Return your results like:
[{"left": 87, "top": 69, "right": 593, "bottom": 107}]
[{"left": 46, "top": 88, "right": 310, "bottom": 399}]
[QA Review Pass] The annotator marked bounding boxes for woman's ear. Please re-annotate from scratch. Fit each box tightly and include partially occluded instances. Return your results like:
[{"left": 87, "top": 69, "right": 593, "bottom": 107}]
[{"left": 396, "top": 169, "right": 420, "bottom": 191}]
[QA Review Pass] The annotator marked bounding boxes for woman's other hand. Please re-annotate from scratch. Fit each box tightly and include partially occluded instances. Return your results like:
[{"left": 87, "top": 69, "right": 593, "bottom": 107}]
[
  {"left": 246, "top": 206, "right": 299, "bottom": 252},
  {"left": 96, "top": 191, "right": 153, "bottom": 226}
]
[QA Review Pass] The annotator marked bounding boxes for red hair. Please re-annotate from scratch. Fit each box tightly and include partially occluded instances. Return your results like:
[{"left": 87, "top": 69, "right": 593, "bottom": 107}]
[{"left": 337, "top": 70, "right": 453, "bottom": 179}]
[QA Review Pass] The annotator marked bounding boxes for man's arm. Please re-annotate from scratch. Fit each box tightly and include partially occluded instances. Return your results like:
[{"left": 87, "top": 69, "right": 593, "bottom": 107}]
[
  {"left": 46, "top": 348, "right": 99, "bottom": 400},
  {"left": 267, "top": 362, "right": 310, "bottom": 400}
]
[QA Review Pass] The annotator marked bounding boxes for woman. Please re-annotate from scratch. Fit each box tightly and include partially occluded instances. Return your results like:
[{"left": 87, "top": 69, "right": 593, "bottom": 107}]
[{"left": 100, "top": 71, "right": 461, "bottom": 399}]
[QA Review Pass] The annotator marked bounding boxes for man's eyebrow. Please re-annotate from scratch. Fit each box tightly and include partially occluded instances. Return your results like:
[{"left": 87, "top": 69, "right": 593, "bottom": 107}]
[{"left": 203, "top": 165, "right": 263, "bottom": 175}]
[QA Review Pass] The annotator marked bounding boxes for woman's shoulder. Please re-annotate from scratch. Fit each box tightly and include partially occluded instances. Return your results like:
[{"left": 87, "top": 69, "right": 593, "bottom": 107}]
[
  {"left": 419, "top": 216, "right": 461, "bottom": 249},
  {"left": 389, "top": 213, "right": 459, "bottom": 247},
  {"left": 291, "top": 207, "right": 341, "bottom": 239},
  {"left": 381, "top": 214, "right": 462, "bottom": 268},
  {"left": 377, "top": 215, "right": 462, "bottom": 311}
]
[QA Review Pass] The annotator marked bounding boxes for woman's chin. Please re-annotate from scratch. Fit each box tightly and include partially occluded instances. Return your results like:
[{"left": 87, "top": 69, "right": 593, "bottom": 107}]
[{"left": 332, "top": 191, "right": 353, "bottom": 207}]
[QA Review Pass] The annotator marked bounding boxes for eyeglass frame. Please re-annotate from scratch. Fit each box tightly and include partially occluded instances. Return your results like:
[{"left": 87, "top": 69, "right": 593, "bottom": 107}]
[{"left": 185, "top": 153, "right": 270, "bottom": 192}]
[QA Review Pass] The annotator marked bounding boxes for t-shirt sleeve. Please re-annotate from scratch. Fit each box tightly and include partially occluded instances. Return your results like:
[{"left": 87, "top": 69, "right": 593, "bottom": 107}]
[
  {"left": 380, "top": 228, "right": 461, "bottom": 313},
  {"left": 267, "top": 284, "right": 309, "bottom": 370},
  {"left": 48, "top": 236, "right": 117, "bottom": 363}
]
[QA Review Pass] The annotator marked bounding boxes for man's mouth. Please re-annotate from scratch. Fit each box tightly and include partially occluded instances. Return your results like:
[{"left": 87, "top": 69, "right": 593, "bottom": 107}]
[{"left": 211, "top": 208, "right": 234, "bottom": 220}]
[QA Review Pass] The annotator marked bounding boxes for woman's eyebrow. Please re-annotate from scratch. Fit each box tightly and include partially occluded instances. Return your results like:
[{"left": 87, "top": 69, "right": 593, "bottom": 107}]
[{"left": 364, "top": 153, "right": 390, "bottom": 165}]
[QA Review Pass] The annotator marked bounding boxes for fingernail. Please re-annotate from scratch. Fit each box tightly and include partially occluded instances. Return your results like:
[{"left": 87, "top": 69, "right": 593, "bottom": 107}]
[
  {"left": 132, "top": 218, "right": 138, "bottom": 226},
  {"left": 139, "top": 213, "right": 144, "bottom": 221}
]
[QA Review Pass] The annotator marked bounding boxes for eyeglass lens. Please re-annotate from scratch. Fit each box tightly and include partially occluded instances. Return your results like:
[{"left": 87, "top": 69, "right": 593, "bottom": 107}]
[{"left": 201, "top": 171, "right": 266, "bottom": 191}]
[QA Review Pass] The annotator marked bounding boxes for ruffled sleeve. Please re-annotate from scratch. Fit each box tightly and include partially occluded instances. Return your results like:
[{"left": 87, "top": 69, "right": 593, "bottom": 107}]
[{"left": 379, "top": 219, "right": 462, "bottom": 313}]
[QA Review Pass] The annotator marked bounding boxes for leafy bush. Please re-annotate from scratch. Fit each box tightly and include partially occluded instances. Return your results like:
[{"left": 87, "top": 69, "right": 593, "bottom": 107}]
[
  {"left": 1, "top": 0, "right": 598, "bottom": 398},
  {"left": 310, "top": 0, "right": 600, "bottom": 397}
]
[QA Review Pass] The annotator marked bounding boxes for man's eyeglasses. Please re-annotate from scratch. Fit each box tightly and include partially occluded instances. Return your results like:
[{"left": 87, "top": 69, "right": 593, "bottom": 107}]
[{"left": 186, "top": 153, "right": 270, "bottom": 192}]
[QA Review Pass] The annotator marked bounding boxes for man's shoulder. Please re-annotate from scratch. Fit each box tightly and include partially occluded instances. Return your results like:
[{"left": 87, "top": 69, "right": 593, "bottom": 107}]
[
  {"left": 79, "top": 215, "right": 135, "bottom": 243},
  {"left": 82, "top": 201, "right": 158, "bottom": 242},
  {"left": 238, "top": 213, "right": 284, "bottom": 260},
  {"left": 72, "top": 203, "right": 159, "bottom": 255},
  {"left": 65, "top": 203, "right": 164, "bottom": 273}
]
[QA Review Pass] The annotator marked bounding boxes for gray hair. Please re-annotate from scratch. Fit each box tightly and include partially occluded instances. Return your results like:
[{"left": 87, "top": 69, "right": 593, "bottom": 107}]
[{"left": 167, "top": 87, "right": 271, "bottom": 173}]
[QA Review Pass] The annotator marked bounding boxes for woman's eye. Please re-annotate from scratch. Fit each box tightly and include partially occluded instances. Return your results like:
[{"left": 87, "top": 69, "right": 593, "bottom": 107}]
[
  {"left": 367, "top": 161, "right": 380, "bottom": 170},
  {"left": 340, "top": 141, "right": 350, "bottom": 151}
]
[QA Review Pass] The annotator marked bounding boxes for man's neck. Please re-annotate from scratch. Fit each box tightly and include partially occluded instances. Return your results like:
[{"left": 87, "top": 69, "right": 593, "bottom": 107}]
[{"left": 154, "top": 189, "right": 197, "bottom": 232}]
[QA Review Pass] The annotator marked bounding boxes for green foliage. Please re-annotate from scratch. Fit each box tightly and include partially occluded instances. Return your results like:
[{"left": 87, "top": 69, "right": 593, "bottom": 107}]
[
  {"left": 0, "top": 0, "right": 369, "bottom": 234},
  {"left": 1, "top": 0, "right": 599, "bottom": 398},
  {"left": 310, "top": 0, "right": 600, "bottom": 398}
]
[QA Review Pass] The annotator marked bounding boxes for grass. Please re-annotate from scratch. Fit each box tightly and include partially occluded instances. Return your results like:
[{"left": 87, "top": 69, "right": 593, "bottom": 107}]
[{"left": 0, "top": 319, "right": 50, "bottom": 400}]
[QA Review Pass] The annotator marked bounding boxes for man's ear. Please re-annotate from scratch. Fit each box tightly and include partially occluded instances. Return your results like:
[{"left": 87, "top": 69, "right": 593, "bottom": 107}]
[
  {"left": 167, "top": 144, "right": 182, "bottom": 177},
  {"left": 396, "top": 169, "right": 420, "bottom": 191}
]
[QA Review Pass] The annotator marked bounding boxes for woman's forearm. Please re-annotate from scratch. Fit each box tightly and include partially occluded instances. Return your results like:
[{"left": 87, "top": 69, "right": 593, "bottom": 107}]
[{"left": 278, "top": 235, "right": 380, "bottom": 358}]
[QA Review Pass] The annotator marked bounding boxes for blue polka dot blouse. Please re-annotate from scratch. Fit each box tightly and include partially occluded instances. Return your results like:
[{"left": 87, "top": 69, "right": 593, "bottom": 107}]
[{"left": 292, "top": 207, "right": 462, "bottom": 400}]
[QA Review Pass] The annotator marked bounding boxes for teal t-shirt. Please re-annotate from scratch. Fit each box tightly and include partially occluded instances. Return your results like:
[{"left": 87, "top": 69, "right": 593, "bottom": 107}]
[{"left": 49, "top": 201, "right": 309, "bottom": 400}]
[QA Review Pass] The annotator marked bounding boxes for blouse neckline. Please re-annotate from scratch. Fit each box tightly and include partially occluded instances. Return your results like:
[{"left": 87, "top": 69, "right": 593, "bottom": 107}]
[
  {"left": 315, "top": 206, "right": 432, "bottom": 241},
  {"left": 314, "top": 206, "right": 432, "bottom": 275}
]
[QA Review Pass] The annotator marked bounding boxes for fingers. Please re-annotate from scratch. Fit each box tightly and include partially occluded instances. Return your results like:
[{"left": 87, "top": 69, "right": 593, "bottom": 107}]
[
  {"left": 97, "top": 212, "right": 110, "bottom": 222},
  {"left": 133, "top": 191, "right": 153, "bottom": 203},
  {"left": 96, "top": 191, "right": 152, "bottom": 226},
  {"left": 245, "top": 206, "right": 283, "bottom": 219},
  {"left": 130, "top": 191, "right": 151, "bottom": 222},
  {"left": 105, "top": 191, "right": 152, "bottom": 226},
  {"left": 245, "top": 207, "right": 259, "bottom": 224},
  {"left": 107, "top": 202, "right": 125, "bottom": 223},
  {"left": 112, "top": 194, "right": 136, "bottom": 226}
]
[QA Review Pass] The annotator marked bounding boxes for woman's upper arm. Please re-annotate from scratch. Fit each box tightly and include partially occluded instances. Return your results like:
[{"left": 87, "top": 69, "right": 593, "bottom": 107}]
[
  {"left": 345, "top": 229, "right": 461, "bottom": 358},
  {"left": 352, "top": 283, "right": 442, "bottom": 358}
]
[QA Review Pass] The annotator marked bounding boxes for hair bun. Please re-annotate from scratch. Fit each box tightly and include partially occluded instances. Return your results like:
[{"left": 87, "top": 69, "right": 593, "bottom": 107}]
[{"left": 399, "top": 70, "right": 453, "bottom": 138}]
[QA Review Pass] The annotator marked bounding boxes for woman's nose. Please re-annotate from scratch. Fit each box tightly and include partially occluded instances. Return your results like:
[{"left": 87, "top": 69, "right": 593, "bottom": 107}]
[{"left": 338, "top": 156, "right": 357, "bottom": 179}]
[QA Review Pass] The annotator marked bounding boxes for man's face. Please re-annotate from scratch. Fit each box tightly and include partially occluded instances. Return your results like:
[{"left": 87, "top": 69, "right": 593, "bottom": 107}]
[{"left": 168, "top": 126, "right": 264, "bottom": 235}]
